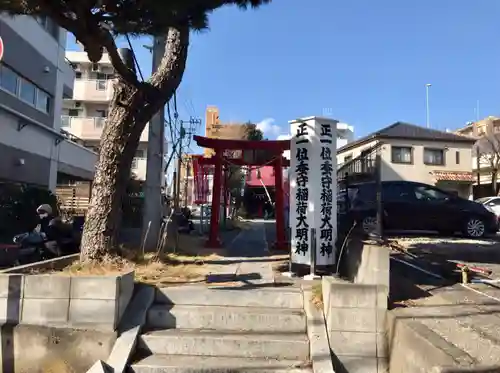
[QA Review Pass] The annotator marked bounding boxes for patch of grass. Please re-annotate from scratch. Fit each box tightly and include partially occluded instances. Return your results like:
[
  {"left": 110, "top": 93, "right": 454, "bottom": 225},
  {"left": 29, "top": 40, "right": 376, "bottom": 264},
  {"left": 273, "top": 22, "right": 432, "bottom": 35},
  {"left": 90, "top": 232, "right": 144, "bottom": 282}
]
[
  {"left": 58, "top": 253, "right": 211, "bottom": 286},
  {"left": 32, "top": 232, "right": 227, "bottom": 286},
  {"left": 311, "top": 283, "right": 323, "bottom": 310}
]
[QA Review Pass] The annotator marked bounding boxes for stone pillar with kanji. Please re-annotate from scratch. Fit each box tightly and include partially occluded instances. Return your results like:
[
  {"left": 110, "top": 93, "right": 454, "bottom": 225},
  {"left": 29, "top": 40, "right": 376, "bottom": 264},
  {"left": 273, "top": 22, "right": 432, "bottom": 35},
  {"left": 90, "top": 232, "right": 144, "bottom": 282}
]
[{"left": 289, "top": 116, "right": 338, "bottom": 269}]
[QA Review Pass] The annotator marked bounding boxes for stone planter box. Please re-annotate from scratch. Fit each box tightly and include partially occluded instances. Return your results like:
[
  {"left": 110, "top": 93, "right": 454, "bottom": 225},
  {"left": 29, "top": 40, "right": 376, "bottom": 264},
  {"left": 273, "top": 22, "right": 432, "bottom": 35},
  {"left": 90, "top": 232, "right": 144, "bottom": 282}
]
[{"left": 0, "top": 270, "right": 135, "bottom": 331}]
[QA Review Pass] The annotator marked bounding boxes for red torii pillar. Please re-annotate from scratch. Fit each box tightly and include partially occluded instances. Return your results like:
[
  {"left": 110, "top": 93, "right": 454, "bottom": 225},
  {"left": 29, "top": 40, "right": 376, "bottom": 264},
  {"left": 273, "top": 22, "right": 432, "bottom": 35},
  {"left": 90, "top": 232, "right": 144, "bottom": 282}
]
[
  {"left": 207, "top": 149, "right": 223, "bottom": 247},
  {"left": 273, "top": 155, "right": 287, "bottom": 250}
]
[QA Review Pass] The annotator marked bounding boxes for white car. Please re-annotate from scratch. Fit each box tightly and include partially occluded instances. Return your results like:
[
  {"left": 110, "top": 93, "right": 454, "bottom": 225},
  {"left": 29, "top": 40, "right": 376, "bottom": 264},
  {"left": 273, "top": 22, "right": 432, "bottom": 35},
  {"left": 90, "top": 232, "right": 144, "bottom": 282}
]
[{"left": 475, "top": 196, "right": 500, "bottom": 218}]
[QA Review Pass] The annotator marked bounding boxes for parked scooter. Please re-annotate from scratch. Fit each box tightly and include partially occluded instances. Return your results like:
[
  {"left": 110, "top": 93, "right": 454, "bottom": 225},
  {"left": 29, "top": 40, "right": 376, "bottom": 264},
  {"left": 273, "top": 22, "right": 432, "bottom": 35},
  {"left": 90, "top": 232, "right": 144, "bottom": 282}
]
[
  {"left": 11, "top": 219, "right": 82, "bottom": 266},
  {"left": 177, "top": 207, "right": 195, "bottom": 234},
  {"left": 12, "top": 231, "right": 55, "bottom": 264}
]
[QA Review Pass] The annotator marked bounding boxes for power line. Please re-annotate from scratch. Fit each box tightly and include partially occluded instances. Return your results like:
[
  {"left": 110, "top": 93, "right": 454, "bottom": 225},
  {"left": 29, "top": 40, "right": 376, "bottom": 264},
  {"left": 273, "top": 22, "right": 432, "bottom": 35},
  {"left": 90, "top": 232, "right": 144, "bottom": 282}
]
[{"left": 125, "top": 34, "right": 145, "bottom": 81}]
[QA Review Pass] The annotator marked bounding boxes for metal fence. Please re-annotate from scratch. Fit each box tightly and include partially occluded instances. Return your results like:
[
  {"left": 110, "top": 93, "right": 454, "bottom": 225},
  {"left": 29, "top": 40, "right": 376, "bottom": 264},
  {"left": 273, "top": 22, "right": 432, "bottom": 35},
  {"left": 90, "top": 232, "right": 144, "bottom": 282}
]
[{"left": 337, "top": 143, "right": 383, "bottom": 239}]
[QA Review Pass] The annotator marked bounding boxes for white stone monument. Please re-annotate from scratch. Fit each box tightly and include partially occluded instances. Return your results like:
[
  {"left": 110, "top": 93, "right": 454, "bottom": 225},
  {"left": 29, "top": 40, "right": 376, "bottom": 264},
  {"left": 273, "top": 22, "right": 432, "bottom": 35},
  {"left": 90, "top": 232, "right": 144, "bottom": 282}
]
[{"left": 289, "top": 117, "right": 338, "bottom": 268}]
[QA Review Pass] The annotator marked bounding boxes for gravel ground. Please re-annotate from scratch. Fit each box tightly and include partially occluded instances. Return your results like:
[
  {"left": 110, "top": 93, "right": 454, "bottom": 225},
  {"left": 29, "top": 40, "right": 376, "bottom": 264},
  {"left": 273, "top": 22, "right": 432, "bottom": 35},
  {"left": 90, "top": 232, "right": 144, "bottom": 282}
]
[
  {"left": 389, "top": 235, "right": 500, "bottom": 366},
  {"left": 392, "top": 234, "right": 500, "bottom": 278}
]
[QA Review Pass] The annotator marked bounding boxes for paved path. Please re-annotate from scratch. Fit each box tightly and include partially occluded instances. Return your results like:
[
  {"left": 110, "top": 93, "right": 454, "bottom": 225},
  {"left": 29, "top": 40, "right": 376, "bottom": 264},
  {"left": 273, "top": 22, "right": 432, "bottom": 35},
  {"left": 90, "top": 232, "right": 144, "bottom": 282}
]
[{"left": 206, "top": 219, "right": 278, "bottom": 286}]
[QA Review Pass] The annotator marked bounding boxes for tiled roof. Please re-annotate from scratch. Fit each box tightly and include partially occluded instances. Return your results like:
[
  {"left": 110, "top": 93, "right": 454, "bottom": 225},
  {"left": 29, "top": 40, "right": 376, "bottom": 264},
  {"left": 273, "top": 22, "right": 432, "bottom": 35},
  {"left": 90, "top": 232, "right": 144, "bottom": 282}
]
[
  {"left": 432, "top": 171, "right": 473, "bottom": 182},
  {"left": 338, "top": 122, "right": 476, "bottom": 153}
]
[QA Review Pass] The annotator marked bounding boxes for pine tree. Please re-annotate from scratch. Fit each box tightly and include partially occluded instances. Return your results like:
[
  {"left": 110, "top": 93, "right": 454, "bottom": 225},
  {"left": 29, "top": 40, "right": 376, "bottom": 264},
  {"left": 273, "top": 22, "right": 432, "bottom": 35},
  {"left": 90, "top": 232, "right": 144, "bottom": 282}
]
[{"left": 0, "top": 0, "right": 271, "bottom": 261}]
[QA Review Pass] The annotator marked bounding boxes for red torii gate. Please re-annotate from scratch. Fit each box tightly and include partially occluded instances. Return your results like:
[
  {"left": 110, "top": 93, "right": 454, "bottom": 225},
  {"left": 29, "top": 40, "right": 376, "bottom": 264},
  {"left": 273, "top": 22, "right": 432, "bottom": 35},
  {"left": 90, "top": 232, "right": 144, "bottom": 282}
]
[{"left": 193, "top": 135, "right": 291, "bottom": 250}]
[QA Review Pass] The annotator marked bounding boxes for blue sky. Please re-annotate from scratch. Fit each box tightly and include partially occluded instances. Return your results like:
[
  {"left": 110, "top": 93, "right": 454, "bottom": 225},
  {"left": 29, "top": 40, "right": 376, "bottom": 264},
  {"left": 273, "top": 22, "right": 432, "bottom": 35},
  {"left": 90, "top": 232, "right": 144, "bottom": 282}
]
[{"left": 68, "top": 0, "right": 500, "bottom": 153}]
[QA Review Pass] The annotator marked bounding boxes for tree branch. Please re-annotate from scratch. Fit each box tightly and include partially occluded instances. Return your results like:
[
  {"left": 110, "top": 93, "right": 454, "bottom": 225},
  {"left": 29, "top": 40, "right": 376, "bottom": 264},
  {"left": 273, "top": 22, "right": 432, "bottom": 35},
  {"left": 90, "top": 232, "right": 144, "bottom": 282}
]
[{"left": 149, "top": 25, "right": 190, "bottom": 98}]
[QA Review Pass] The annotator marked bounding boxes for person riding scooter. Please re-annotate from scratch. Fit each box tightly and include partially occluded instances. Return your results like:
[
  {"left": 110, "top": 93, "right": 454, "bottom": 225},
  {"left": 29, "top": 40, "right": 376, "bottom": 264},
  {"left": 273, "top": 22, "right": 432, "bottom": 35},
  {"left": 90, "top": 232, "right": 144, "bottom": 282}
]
[
  {"left": 35, "top": 204, "right": 61, "bottom": 256},
  {"left": 36, "top": 204, "right": 77, "bottom": 256}
]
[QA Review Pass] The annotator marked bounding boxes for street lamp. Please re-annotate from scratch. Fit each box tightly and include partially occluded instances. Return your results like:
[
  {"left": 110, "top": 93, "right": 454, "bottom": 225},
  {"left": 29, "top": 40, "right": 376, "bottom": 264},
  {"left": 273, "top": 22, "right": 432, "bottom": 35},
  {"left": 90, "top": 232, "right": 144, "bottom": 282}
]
[{"left": 425, "top": 83, "right": 432, "bottom": 128}]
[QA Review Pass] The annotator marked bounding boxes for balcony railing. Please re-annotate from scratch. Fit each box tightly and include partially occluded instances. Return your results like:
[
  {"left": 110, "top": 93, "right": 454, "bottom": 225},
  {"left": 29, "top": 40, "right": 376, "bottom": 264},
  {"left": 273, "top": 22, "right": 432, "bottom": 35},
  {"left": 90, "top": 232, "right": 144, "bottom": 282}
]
[
  {"left": 337, "top": 143, "right": 382, "bottom": 180},
  {"left": 61, "top": 116, "right": 107, "bottom": 141},
  {"left": 61, "top": 116, "right": 149, "bottom": 142},
  {"left": 62, "top": 115, "right": 106, "bottom": 129},
  {"left": 72, "top": 79, "right": 114, "bottom": 101}
]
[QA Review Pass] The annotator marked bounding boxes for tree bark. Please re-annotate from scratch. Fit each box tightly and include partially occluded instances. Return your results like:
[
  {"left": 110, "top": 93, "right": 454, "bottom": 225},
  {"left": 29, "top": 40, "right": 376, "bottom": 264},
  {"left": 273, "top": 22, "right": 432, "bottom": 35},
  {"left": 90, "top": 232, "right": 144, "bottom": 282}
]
[{"left": 80, "top": 26, "right": 189, "bottom": 262}]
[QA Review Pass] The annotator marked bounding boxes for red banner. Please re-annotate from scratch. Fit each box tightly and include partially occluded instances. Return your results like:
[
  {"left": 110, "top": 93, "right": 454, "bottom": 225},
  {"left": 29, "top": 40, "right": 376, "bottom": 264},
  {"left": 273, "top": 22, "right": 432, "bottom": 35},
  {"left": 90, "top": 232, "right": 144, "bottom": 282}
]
[{"left": 192, "top": 155, "right": 209, "bottom": 205}]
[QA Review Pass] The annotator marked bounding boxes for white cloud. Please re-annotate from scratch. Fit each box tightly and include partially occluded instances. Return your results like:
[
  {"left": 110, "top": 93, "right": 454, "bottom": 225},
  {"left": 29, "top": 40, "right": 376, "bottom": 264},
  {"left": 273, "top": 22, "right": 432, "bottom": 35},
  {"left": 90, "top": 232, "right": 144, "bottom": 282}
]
[
  {"left": 256, "top": 118, "right": 282, "bottom": 138},
  {"left": 276, "top": 134, "right": 292, "bottom": 160},
  {"left": 277, "top": 134, "right": 291, "bottom": 140}
]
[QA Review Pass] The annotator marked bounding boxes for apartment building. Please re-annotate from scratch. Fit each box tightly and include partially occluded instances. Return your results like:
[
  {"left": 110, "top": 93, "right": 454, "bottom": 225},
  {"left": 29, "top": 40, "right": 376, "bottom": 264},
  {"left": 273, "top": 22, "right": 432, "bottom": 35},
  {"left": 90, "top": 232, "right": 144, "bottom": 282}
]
[
  {"left": 455, "top": 116, "right": 500, "bottom": 138},
  {"left": 62, "top": 50, "right": 150, "bottom": 180},
  {"left": 204, "top": 106, "right": 253, "bottom": 157},
  {"left": 454, "top": 116, "right": 500, "bottom": 197},
  {"left": 337, "top": 122, "right": 476, "bottom": 198},
  {"left": 0, "top": 15, "right": 97, "bottom": 189}
]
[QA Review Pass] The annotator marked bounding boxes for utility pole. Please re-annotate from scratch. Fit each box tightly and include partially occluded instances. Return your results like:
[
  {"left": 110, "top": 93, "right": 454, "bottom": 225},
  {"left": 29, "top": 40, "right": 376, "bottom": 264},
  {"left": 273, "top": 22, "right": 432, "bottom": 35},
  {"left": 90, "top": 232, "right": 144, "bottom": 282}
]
[
  {"left": 142, "top": 36, "right": 166, "bottom": 251},
  {"left": 174, "top": 117, "right": 201, "bottom": 211},
  {"left": 425, "top": 83, "right": 432, "bottom": 128},
  {"left": 184, "top": 163, "right": 190, "bottom": 207}
]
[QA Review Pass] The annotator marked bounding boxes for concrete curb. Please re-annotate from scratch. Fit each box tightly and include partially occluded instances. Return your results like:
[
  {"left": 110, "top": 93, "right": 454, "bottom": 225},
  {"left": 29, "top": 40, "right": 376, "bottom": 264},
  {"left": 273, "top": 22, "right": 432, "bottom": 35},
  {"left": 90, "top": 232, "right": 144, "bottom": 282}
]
[
  {"left": 102, "top": 284, "right": 155, "bottom": 373},
  {"left": 303, "top": 285, "right": 335, "bottom": 373},
  {"left": 387, "top": 310, "right": 477, "bottom": 372},
  {"left": 86, "top": 360, "right": 111, "bottom": 373},
  {"left": 431, "top": 366, "right": 500, "bottom": 373},
  {"left": 0, "top": 253, "right": 79, "bottom": 273}
]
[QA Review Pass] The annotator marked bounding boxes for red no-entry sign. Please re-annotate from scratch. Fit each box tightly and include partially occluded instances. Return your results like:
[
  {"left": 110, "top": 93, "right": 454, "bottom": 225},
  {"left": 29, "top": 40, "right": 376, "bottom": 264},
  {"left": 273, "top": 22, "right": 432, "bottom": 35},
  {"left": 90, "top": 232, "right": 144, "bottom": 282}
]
[{"left": 0, "top": 37, "right": 4, "bottom": 62}]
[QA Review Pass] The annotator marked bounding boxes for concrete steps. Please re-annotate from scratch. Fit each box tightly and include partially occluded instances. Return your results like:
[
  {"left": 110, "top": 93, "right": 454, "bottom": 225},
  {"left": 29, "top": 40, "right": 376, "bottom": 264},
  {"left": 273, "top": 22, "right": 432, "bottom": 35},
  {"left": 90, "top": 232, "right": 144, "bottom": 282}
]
[
  {"left": 154, "top": 285, "right": 304, "bottom": 309},
  {"left": 419, "top": 308, "right": 500, "bottom": 366},
  {"left": 130, "top": 285, "right": 310, "bottom": 373},
  {"left": 138, "top": 329, "right": 309, "bottom": 360},
  {"left": 130, "top": 354, "right": 312, "bottom": 373},
  {"left": 388, "top": 303, "right": 500, "bottom": 372},
  {"left": 147, "top": 304, "right": 306, "bottom": 332}
]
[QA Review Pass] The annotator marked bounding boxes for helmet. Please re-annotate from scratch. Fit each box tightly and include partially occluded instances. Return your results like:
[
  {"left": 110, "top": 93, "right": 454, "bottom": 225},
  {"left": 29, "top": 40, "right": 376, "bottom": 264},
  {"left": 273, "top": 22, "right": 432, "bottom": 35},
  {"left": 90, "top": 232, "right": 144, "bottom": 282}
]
[{"left": 36, "top": 204, "right": 52, "bottom": 215}]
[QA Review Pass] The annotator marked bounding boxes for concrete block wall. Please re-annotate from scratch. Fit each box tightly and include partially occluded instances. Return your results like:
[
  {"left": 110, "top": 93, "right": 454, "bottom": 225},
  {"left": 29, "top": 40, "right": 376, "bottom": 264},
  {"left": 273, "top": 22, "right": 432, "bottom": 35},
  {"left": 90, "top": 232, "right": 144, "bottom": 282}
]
[
  {"left": 337, "top": 232, "right": 390, "bottom": 288},
  {"left": 323, "top": 278, "right": 388, "bottom": 373},
  {"left": 0, "top": 271, "right": 135, "bottom": 331},
  {"left": 0, "top": 324, "right": 116, "bottom": 373}
]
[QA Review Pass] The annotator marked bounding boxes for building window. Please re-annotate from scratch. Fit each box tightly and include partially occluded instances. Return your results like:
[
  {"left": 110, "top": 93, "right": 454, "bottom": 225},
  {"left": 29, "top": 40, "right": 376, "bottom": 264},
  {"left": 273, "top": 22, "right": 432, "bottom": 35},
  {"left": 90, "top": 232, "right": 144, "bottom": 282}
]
[
  {"left": 344, "top": 155, "right": 353, "bottom": 163},
  {"left": 131, "top": 158, "right": 138, "bottom": 169},
  {"left": 61, "top": 116, "right": 71, "bottom": 127},
  {"left": 68, "top": 109, "right": 79, "bottom": 117},
  {"left": 391, "top": 146, "right": 412, "bottom": 164},
  {"left": 424, "top": 148, "right": 445, "bottom": 166},
  {"left": 19, "top": 78, "right": 36, "bottom": 105},
  {"left": 0, "top": 65, "right": 18, "bottom": 95},
  {"left": 94, "top": 117, "right": 105, "bottom": 128},
  {"left": 36, "top": 90, "right": 50, "bottom": 113},
  {"left": 75, "top": 71, "right": 82, "bottom": 79},
  {"left": 135, "top": 149, "right": 145, "bottom": 158},
  {"left": 96, "top": 80, "right": 106, "bottom": 91},
  {"left": 455, "top": 151, "right": 460, "bottom": 164},
  {"left": 96, "top": 109, "right": 106, "bottom": 117},
  {"left": 0, "top": 64, "right": 53, "bottom": 114}
]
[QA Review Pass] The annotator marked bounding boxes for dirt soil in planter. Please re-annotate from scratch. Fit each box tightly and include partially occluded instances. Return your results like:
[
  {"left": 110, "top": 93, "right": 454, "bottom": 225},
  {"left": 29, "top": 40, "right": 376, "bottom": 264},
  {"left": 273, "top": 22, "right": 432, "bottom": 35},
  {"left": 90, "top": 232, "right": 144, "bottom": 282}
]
[{"left": 27, "top": 234, "right": 229, "bottom": 287}]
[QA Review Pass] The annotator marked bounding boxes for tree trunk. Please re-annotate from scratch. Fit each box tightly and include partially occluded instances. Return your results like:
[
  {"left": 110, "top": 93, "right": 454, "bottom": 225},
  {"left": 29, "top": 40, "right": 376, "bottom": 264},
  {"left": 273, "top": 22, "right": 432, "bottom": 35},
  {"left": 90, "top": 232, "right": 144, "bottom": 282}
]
[
  {"left": 80, "top": 82, "right": 147, "bottom": 261},
  {"left": 80, "top": 26, "right": 189, "bottom": 262}
]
